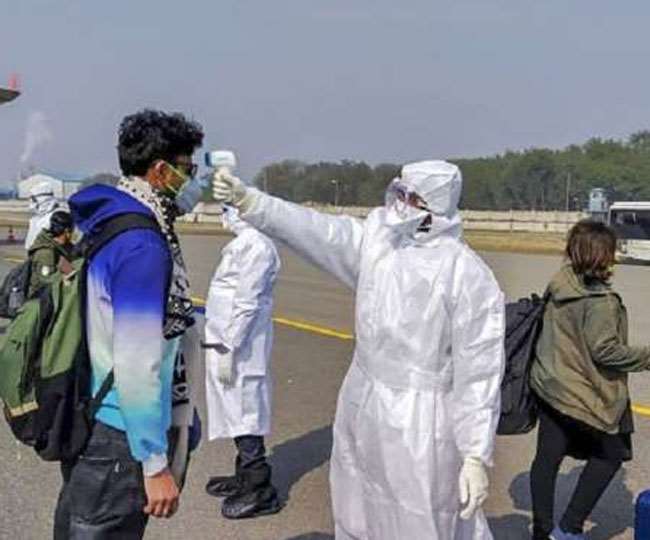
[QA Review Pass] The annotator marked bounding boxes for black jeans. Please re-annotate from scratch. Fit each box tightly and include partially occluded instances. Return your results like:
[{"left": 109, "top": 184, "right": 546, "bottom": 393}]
[
  {"left": 530, "top": 406, "right": 622, "bottom": 537},
  {"left": 54, "top": 422, "right": 148, "bottom": 540}
]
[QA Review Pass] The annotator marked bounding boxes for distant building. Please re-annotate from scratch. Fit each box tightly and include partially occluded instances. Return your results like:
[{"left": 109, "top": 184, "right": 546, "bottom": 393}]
[{"left": 17, "top": 172, "right": 86, "bottom": 200}]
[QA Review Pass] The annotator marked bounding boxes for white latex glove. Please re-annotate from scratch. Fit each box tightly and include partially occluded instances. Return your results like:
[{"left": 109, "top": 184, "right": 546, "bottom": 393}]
[
  {"left": 216, "top": 350, "right": 235, "bottom": 386},
  {"left": 458, "top": 457, "right": 489, "bottom": 520},
  {"left": 212, "top": 168, "right": 254, "bottom": 212}
]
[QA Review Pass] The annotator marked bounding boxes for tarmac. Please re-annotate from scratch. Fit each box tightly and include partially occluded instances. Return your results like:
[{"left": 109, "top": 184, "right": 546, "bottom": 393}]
[{"left": 1, "top": 233, "right": 649, "bottom": 539}]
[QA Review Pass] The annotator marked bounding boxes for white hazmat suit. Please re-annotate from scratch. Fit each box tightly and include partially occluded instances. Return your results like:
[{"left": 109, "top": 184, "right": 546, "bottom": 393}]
[
  {"left": 204, "top": 208, "right": 281, "bottom": 440},
  {"left": 24, "top": 180, "right": 62, "bottom": 250},
  {"left": 213, "top": 160, "right": 505, "bottom": 539}
]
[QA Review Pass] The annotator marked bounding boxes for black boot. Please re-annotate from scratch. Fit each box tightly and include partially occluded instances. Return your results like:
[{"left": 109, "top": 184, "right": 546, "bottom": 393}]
[
  {"left": 206, "top": 474, "right": 240, "bottom": 498},
  {"left": 206, "top": 457, "right": 242, "bottom": 498},
  {"left": 221, "top": 464, "right": 283, "bottom": 519}
]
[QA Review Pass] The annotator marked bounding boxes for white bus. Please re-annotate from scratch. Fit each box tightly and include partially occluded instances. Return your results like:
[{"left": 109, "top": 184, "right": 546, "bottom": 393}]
[{"left": 608, "top": 202, "right": 650, "bottom": 263}]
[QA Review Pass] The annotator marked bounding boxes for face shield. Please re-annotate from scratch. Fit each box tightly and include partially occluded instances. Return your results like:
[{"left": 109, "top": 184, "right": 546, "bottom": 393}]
[
  {"left": 384, "top": 178, "right": 432, "bottom": 236},
  {"left": 385, "top": 179, "right": 430, "bottom": 215},
  {"left": 29, "top": 192, "right": 56, "bottom": 215}
]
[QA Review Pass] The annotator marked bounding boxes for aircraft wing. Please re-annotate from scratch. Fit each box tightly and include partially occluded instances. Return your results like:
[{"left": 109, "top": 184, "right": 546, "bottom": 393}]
[{"left": 0, "top": 87, "right": 20, "bottom": 104}]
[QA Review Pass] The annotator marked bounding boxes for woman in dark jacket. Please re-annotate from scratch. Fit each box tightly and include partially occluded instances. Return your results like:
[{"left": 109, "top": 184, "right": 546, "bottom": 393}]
[{"left": 529, "top": 220, "right": 650, "bottom": 540}]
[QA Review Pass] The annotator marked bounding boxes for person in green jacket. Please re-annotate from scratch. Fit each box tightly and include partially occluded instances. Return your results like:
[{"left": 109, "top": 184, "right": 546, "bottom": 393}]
[
  {"left": 529, "top": 220, "right": 650, "bottom": 540},
  {"left": 27, "top": 210, "right": 75, "bottom": 297}
]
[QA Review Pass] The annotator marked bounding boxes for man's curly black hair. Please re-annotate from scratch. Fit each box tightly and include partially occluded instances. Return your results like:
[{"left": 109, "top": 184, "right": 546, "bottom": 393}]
[{"left": 117, "top": 109, "right": 204, "bottom": 176}]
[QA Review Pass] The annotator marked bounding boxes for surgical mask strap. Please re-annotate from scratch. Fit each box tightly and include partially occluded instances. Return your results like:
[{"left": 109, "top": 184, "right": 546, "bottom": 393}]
[{"left": 162, "top": 161, "right": 191, "bottom": 196}]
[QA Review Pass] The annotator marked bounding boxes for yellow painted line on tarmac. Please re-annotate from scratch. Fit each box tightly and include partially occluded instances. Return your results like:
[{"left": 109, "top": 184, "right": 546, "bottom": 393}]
[
  {"left": 197, "top": 291, "right": 650, "bottom": 415},
  {"left": 5, "top": 257, "right": 24, "bottom": 264},
  {"left": 272, "top": 316, "right": 355, "bottom": 340},
  {"left": 5, "top": 260, "right": 650, "bottom": 414},
  {"left": 632, "top": 404, "right": 650, "bottom": 418},
  {"left": 191, "top": 296, "right": 355, "bottom": 341}
]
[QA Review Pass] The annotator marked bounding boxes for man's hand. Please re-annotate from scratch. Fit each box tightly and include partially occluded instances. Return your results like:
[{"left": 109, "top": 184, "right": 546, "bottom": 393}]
[
  {"left": 458, "top": 456, "right": 489, "bottom": 520},
  {"left": 144, "top": 468, "right": 180, "bottom": 518},
  {"left": 212, "top": 169, "right": 252, "bottom": 211}
]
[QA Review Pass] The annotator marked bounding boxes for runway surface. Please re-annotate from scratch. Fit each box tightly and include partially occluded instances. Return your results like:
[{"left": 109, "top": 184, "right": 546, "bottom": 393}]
[{"left": 1, "top": 233, "right": 649, "bottom": 539}]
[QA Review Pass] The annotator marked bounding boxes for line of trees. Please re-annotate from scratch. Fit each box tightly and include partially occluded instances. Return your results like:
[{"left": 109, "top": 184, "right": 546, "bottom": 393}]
[
  {"left": 79, "top": 130, "right": 650, "bottom": 211},
  {"left": 254, "top": 131, "right": 650, "bottom": 211}
]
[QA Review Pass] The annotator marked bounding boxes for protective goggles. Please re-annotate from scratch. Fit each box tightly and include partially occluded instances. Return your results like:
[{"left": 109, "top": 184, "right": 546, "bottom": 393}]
[
  {"left": 30, "top": 192, "right": 54, "bottom": 202},
  {"left": 385, "top": 179, "right": 430, "bottom": 211}
]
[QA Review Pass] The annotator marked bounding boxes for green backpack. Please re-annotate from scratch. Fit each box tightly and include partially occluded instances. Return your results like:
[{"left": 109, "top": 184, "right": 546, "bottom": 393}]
[{"left": 0, "top": 214, "right": 161, "bottom": 461}]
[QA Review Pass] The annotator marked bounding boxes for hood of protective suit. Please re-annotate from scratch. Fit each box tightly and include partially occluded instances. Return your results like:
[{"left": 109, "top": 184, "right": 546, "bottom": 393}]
[
  {"left": 384, "top": 160, "right": 463, "bottom": 241},
  {"left": 29, "top": 180, "right": 58, "bottom": 216},
  {"left": 24, "top": 181, "right": 62, "bottom": 250},
  {"left": 401, "top": 161, "right": 462, "bottom": 217},
  {"left": 221, "top": 206, "right": 250, "bottom": 236}
]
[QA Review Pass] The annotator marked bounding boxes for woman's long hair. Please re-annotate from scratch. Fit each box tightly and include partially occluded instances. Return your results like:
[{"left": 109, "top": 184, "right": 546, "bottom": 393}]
[{"left": 566, "top": 220, "right": 617, "bottom": 284}]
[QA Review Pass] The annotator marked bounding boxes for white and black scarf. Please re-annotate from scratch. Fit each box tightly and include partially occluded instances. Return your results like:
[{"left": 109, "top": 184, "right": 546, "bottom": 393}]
[{"left": 117, "top": 176, "right": 195, "bottom": 339}]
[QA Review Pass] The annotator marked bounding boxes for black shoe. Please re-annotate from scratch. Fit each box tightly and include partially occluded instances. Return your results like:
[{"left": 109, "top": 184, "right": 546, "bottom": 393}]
[
  {"left": 206, "top": 475, "right": 240, "bottom": 498},
  {"left": 532, "top": 527, "right": 551, "bottom": 540},
  {"left": 221, "top": 484, "right": 283, "bottom": 520}
]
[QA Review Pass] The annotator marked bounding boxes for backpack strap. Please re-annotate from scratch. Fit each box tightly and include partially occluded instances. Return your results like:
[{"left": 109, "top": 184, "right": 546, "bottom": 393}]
[
  {"left": 88, "top": 371, "right": 115, "bottom": 418},
  {"left": 84, "top": 213, "right": 162, "bottom": 261},
  {"left": 81, "top": 213, "right": 164, "bottom": 415}
]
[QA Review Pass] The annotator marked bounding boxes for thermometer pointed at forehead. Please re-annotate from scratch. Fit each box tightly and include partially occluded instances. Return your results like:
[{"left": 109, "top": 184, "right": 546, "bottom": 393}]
[{"left": 205, "top": 150, "right": 237, "bottom": 170}]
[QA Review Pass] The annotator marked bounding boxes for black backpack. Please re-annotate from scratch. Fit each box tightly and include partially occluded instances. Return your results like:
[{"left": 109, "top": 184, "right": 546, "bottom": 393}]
[
  {"left": 497, "top": 292, "right": 549, "bottom": 435},
  {"left": 0, "top": 240, "right": 66, "bottom": 319},
  {"left": 0, "top": 259, "right": 32, "bottom": 319},
  {"left": 0, "top": 260, "right": 33, "bottom": 319},
  {"left": 0, "top": 213, "right": 162, "bottom": 462}
]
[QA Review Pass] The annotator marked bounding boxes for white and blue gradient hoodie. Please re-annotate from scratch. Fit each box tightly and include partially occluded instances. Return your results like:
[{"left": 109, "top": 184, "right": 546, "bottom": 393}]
[{"left": 70, "top": 184, "right": 175, "bottom": 476}]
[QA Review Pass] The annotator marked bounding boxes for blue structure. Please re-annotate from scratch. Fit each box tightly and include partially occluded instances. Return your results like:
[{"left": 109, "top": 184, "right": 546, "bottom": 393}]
[{"left": 635, "top": 490, "right": 650, "bottom": 539}]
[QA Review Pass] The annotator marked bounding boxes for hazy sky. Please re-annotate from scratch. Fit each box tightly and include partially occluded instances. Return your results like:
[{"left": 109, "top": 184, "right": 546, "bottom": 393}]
[{"left": 2, "top": 0, "right": 650, "bottom": 184}]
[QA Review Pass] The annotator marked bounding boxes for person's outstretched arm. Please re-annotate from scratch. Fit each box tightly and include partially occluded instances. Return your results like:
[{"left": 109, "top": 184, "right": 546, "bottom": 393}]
[{"left": 214, "top": 173, "right": 364, "bottom": 290}]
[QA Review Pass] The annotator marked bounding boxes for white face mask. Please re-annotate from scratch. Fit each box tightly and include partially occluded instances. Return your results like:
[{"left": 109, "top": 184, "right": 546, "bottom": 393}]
[
  {"left": 29, "top": 194, "right": 56, "bottom": 215},
  {"left": 385, "top": 202, "right": 430, "bottom": 237}
]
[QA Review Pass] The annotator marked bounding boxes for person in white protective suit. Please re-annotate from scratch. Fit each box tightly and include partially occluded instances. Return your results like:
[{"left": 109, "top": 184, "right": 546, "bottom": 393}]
[
  {"left": 24, "top": 180, "right": 62, "bottom": 250},
  {"left": 211, "top": 160, "right": 506, "bottom": 539},
  {"left": 203, "top": 206, "right": 283, "bottom": 520}
]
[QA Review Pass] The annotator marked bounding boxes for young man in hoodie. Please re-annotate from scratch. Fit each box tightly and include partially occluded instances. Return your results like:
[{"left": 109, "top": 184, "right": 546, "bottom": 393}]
[{"left": 54, "top": 109, "right": 204, "bottom": 539}]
